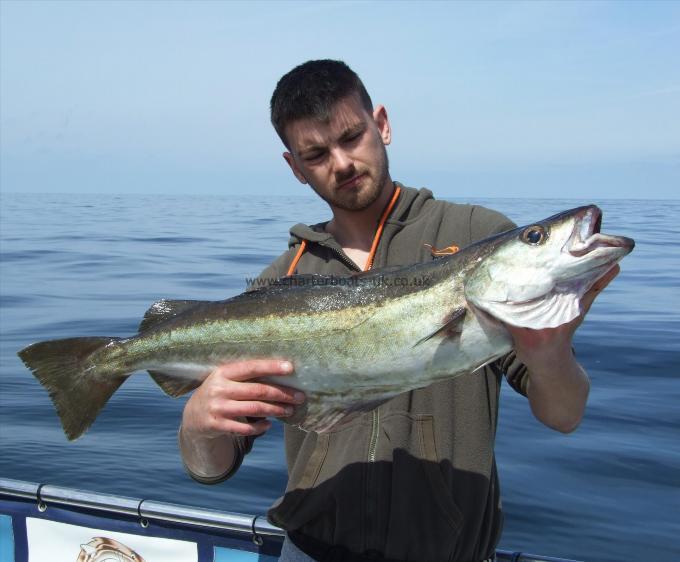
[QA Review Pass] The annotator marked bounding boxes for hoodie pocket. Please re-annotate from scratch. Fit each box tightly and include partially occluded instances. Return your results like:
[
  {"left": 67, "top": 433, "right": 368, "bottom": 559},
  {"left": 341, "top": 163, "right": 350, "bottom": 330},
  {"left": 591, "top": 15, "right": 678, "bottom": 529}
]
[
  {"left": 383, "top": 413, "right": 463, "bottom": 561},
  {"left": 269, "top": 416, "right": 375, "bottom": 535},
  {"left": 268, "top": 431, "right": 331, "bottom": 530}
]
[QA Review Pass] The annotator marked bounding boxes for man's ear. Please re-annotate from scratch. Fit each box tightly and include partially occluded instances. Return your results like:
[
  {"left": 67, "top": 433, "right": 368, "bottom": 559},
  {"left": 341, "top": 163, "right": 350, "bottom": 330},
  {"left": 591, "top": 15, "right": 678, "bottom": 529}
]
[
  {"left": 283, "top": 152, "right": 308, "bottom": 184},
  {"left": 373, "top": 105, "right": 391, "bottom": 146}
]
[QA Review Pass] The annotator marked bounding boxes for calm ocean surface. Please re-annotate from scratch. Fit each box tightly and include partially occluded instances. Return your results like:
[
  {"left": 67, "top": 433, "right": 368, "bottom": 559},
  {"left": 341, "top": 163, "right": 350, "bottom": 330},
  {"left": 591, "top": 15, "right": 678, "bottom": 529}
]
[{"left": 0, "top": 193, "right": 678, "bottom": 562}]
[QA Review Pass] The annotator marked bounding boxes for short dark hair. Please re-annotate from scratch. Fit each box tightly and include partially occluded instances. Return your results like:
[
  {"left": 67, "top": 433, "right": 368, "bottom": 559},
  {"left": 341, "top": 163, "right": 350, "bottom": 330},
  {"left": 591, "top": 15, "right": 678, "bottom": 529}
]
[{"left": 270, "top": 59, "right": 373, "bottom": 148}]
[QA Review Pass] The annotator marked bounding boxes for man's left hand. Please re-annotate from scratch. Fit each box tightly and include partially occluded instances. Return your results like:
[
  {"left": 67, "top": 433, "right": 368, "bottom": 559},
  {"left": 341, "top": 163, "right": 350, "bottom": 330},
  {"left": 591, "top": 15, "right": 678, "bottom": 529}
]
[
  {"left": 504, "top": 265, "right": 620, "bottom": 432},
  {"left": 508, "top": 264, "right": 620, "bottom": 369}
]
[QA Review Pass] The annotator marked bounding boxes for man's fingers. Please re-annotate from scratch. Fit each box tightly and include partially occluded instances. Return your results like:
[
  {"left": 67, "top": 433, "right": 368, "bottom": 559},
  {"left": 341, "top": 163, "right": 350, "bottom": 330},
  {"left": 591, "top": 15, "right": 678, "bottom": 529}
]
[
  {"left": 221, "top": 417, "right": 272, "bottom": 437},
  {"left": 226, "top": 381, "right": 305, "bottom": 404},
  {"left": 182, "top": 359, "right": 305, "bottom": 440},
  {"left": 212, "top": 359, "right": 294, "bottom": 382},
  {"left": 581, "top": 264, "right": 621, "bottom": 315},
  {"left": 218, "top": 400, "right": 296, "bottom": 419}
]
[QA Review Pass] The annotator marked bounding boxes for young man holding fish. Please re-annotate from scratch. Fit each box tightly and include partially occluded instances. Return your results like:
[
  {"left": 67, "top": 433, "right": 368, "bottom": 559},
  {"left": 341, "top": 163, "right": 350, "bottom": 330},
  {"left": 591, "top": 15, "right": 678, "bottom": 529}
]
[{"left": 179, "top": 61, "right": 620, "bottom": 561}]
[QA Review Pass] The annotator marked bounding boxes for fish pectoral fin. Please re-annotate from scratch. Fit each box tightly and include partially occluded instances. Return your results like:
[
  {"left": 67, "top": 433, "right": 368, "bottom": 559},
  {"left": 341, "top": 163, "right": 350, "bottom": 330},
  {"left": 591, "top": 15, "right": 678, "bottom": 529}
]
[
  {"left": 139, "top": 300, "right": 204, "bottom": 333},
  {"left": 148, "top": 370, "right": 203, "bottom": 397},
  {"left": 413, "top": 307, "right": 467, "bottom": 347}
]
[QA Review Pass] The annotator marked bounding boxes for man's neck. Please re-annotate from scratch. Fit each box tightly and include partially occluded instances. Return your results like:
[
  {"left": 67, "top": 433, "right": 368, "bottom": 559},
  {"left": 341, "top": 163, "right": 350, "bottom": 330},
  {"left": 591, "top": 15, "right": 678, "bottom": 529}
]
[{"left": 325, "top": 179, "right": 395, "bottom": 253}]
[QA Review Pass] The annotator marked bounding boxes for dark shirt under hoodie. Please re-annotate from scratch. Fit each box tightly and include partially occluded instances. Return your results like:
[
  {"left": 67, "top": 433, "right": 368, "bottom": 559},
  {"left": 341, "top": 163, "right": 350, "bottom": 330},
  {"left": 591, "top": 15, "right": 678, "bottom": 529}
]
[{"left": 193, "top": 185, "right": 530, "bottom": 562}]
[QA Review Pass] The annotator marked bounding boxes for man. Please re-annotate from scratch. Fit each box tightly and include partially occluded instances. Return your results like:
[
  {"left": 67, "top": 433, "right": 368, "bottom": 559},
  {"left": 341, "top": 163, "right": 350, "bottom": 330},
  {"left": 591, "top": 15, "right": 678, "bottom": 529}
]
[{"left": 179, "top": 60, "right": 618, "bottom": 562}]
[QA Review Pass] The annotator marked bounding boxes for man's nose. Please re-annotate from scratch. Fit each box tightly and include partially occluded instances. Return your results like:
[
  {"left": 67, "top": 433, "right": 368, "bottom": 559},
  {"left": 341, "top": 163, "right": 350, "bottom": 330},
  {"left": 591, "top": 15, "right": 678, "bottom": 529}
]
[{"left": 330, "top": 148, "right": 354, "bottom": 176}]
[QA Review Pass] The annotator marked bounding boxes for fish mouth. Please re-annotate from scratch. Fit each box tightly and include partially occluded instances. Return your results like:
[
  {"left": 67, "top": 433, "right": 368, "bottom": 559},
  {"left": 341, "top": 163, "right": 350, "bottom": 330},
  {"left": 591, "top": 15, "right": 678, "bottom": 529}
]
[{"left": 566, "top": 205, "right": 635, "bottom": 257}]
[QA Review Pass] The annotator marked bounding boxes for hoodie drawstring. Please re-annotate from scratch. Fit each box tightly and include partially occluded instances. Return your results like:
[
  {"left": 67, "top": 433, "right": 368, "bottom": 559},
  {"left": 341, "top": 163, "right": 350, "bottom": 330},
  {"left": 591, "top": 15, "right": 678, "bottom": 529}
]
[{"left": 286, "top": 185, "right": 402, "bottom": 276}]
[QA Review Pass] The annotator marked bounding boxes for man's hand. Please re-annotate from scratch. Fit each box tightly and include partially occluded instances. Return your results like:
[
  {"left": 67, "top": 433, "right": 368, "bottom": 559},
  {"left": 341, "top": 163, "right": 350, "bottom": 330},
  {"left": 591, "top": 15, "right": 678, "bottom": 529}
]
[
  {"left": 509, "top": 265, "right": 620, "bottom": 368},
  {"left": 179, "top": 359, "right": 305, "bottom": 481},
  {"left": 182, "top": 359, "right": 305, "bottom": 438},
  {"left": 505, "top": 265, "right": 620, "bottom": 432}
]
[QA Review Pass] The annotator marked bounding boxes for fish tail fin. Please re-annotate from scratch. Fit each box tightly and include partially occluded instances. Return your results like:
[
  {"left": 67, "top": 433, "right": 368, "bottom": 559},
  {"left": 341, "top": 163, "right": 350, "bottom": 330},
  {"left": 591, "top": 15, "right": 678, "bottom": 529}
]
[{"left": 18, "top": 337, "right": 127, "bottom": 441}]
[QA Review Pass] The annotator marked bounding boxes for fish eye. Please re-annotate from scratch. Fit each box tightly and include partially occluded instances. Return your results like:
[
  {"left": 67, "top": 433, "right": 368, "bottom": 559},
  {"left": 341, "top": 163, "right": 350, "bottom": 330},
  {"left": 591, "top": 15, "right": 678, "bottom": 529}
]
[{"left": 521, "top": 224, "right": 548, "bottom": 245}]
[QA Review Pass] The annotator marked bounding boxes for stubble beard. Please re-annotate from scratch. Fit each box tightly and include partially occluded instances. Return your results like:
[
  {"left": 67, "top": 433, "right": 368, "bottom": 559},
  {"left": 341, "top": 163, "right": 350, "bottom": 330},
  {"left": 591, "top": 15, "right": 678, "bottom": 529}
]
[{"left": 310, "top": 146, "right": 391, "bottom": 212}]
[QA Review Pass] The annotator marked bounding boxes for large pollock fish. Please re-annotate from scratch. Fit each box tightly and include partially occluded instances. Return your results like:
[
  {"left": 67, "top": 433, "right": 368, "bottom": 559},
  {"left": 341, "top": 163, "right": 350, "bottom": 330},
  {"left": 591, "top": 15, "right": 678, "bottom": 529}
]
[{"left": 18, "top": 205, "right": 634, "bottom": 440}]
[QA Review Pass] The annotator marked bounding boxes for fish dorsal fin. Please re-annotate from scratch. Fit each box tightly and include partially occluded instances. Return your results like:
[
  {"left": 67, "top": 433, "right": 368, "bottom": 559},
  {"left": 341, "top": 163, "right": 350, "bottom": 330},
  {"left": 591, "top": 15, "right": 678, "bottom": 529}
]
[
  {"left": 413, "top": 307, "right": 467, "bottom": 347},
  {"left": 148, "top": 369, "right": 204, "bottom": 397},
  {"left": 139, "top": 299, "right": 203, "bottom": 332}
]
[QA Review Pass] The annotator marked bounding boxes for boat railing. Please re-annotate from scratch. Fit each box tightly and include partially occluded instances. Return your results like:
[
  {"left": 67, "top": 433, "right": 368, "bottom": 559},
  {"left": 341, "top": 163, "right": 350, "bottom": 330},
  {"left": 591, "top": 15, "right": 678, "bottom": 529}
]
[{"left": 0, "top": 477, "right": 583, "bottom": 562}]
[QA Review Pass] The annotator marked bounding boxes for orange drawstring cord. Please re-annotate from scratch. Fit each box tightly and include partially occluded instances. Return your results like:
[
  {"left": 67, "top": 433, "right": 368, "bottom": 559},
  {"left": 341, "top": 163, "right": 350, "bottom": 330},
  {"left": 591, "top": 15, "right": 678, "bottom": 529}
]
[
  {"left": 285, "top": 184, "right": 402, "bottom": 275},
  {"left": 364, "top": 185, "right": 401, "bottom": 271},
  {"left": 286, "top": 239, "right": 307, "bottom": 276}
]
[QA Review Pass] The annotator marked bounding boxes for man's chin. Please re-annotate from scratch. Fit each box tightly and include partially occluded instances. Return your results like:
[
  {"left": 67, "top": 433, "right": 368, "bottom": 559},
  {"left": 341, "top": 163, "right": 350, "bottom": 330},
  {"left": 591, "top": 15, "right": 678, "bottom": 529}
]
[{"left": 330, "top": 187, "right": 380, "bottom": 212}]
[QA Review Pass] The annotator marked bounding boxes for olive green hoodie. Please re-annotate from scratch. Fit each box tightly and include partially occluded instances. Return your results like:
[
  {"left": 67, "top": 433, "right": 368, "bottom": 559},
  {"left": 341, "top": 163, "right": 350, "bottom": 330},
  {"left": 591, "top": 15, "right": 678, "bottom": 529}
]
[{"left": 198, "top": 185, "right": 529, "bottom": 562}]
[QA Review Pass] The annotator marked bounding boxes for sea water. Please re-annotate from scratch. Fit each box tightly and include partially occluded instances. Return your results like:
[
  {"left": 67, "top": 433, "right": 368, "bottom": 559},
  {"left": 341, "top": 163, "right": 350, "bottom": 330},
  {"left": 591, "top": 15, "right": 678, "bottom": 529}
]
[{"left": 0, "top": 193, "right": 678, "bottom": 562}]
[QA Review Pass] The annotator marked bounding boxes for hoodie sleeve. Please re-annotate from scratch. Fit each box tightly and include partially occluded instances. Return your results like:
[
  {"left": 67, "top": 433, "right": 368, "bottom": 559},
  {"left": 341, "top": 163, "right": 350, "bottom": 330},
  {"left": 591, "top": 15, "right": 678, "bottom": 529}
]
[
  {"left": 468, "top": 205, "right": 516, "bottom": 240},
  {"left": 182, "top": 430, "right": 256, "bottom": 485},
  {"left": 499, "top": 350, "right": 530, "bottom": 396}
]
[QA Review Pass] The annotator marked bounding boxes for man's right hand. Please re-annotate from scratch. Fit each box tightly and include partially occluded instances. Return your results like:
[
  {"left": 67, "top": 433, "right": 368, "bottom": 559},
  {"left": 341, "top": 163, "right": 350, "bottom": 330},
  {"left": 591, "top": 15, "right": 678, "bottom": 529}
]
[
  {"left": 181, "top": 359, "right": 305, "bottom": 438},
  {"left": 178, "top": 359, "right": 305, "bottom": 481}
]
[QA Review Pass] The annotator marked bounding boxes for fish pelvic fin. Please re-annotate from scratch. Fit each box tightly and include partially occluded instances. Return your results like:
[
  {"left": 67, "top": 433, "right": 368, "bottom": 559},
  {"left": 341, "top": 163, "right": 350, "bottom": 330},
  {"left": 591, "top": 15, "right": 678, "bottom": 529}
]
[{"left": 17, "top": 337, "right": 127, "bottom": 441}]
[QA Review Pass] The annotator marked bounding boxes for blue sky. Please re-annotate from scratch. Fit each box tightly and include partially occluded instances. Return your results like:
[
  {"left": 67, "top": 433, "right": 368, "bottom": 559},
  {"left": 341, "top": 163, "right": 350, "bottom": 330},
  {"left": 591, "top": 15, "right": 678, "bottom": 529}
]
[{"left": 1, "top": 0, "right": 678, "bottom": 198}]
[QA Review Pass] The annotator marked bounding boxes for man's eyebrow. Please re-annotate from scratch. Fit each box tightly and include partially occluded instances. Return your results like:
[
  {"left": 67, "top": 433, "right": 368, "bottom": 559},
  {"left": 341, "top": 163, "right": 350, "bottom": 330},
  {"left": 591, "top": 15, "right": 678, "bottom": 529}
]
[
  {"left": 339, "top": 123, "right": 365, "bottom": 140},
  {"left": 298, "top": 141, "right": 325, "bottom": 155},
  {"left": 296, "top": 123, "right": 366, "bottom": 154}
]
